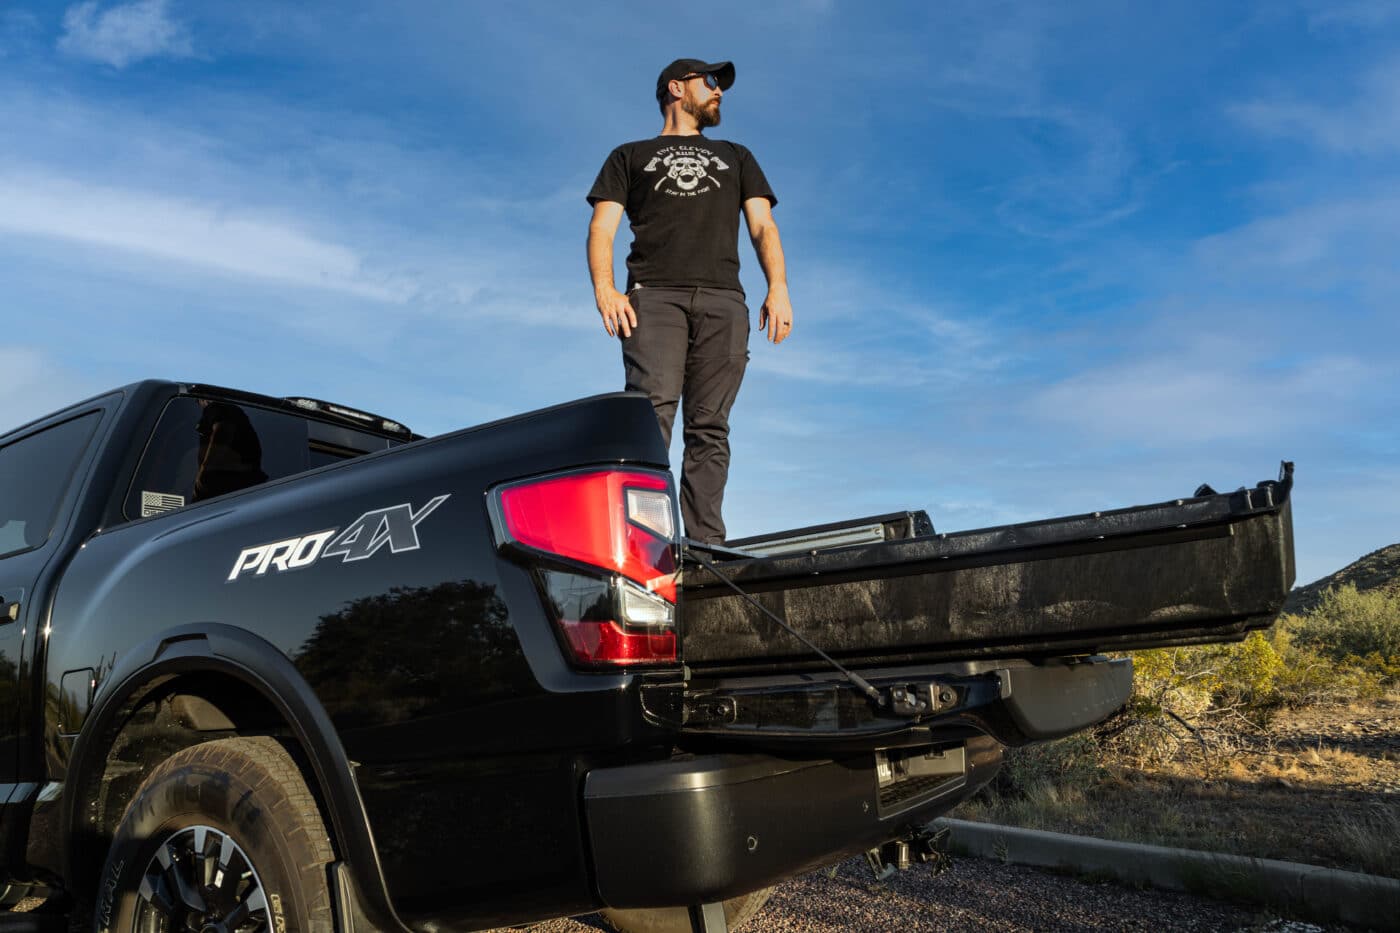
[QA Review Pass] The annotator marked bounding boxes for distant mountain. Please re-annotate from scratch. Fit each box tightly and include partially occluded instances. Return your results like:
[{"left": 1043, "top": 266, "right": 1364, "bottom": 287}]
[{"left": 1284, "top": 543, "right": 1400, "bottom": 615}]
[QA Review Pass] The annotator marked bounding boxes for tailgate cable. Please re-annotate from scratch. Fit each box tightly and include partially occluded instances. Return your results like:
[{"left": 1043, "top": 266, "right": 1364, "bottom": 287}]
[{"left": 683, "top": 547, "right": 888, "bottom": 709}]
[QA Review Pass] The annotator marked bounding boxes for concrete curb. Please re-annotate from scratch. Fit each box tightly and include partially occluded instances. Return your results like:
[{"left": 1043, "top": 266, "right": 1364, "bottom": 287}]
[{"left": 933, "top": 818, "right": 1400, "bottom": 931}]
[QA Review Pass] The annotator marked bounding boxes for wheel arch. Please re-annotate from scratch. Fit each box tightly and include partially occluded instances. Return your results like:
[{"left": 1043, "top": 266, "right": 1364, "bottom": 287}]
[{"left": 61, "top": 622, "right": 409, "bottom": 933}]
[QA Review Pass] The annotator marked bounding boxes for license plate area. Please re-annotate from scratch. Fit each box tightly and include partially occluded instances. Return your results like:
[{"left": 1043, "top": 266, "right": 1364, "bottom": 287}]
[{"left": 875, "top": 744, "right": 966, "bottom": 817}]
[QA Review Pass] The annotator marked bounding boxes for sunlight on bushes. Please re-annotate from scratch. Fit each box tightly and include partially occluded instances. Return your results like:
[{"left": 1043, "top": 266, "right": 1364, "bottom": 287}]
[
  {"left": 965, "top": 583, "right": 1400, "bottom": 876},
  {"left": 1291, "top": 583, "right": 1400, "bottom": 671},
  {"left": 1130, "top": 583, "right": 1400, "bottom": 735},
  {"left": 986, "top": 583, "right": 1400, "bottom": 794}
]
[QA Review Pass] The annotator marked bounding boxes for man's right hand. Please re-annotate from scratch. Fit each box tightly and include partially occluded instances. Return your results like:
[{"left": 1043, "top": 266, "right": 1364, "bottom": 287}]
[{"left": 595, "top": 287, "right": 638, "bottom": 338}]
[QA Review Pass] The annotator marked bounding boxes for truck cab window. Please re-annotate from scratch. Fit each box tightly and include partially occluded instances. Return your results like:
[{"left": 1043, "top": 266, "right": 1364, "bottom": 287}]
[
  {"left": 125, "top": 397, "right": 396, "bottom": 519},
  {"left": 126, "top": 398, "right": 303, "bottom": 518},
  {"left": 194, "top": 401, "right": 269, "bottom": 501},
  {"left": 0, "top": 412, "right": 100, "bottom": 558}
]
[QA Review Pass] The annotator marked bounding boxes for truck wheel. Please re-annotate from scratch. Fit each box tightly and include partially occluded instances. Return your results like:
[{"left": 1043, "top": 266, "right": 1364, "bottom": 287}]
[
  {"left": 92, "top": 736, "right": 334, "bottom": 933},
  {"left": 599, "top": 887, "right": 774, "bottom": 933}
]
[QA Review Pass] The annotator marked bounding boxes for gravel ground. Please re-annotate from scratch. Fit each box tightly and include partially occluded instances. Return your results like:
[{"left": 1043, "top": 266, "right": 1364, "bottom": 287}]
[
  {"left": 12, "top": 856, "right": 1345, "bottom": 932},
  {"left": 496, "top": 855, "right": 1347, "bottom": 933}
]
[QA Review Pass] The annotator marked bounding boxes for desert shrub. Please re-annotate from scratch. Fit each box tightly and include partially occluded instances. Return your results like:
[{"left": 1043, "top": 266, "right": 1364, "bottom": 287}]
[
  {"left": 992, "top": 732, "right": 1104, "bottom": 800},
  {"left": 978, "top": 585, "right": 1400, "bottom": 801},
  {"left": 1125, "top": 587, "right": 1400, "bottom": 735},
  {"left": 1287, "top": 584, "right": 1400, "bottom": 673},
  {"left": 1211, "top": 631, "right": 1286, "bottom": 718},
  {"left": 1273, "top": 635, "right": 1390, "bottom": 704},
  {"left": 1267, "top": 627, "right": 1359, "bottom": 705},
  {"left": 1130, "top": 631, "right": 1285, "bottom": 727}
]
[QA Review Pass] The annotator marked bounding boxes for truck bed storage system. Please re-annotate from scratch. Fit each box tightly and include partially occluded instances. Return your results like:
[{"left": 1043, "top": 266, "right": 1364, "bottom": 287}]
[{"left": 682, "top": 464, "right": 1295, "bottom": 669}]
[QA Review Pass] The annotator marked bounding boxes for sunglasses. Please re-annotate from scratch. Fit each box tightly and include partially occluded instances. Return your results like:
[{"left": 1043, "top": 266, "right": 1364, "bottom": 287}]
[{"left": 681, "top": 72, "right": 722, "bottom": 91}]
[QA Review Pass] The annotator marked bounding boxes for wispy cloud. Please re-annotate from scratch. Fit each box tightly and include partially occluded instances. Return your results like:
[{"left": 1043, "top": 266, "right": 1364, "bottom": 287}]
[
  {"left": 1191, "top": 191, "right": 1400, "bottom": 299},
  {"left": 1026, "top": 353, "right": 1370, "bottom": 447},
  {"left": 987, "top": 108, "right": 1144, "bottom": 238},
  {"left": 746, "top": 306, "right": 1008, "bottom": 391},
  {"left": 58, "top": 0, "right": 192, "bottom": 68},
  {"left": 1301, "top": 0, "right": 1400, "bottom": 30},
  {"left": 1230, "top": 58, "right": 1400, "bottom": 154},
  {"left": 0, "top": 169, "right": 412, "bottom": 301}
]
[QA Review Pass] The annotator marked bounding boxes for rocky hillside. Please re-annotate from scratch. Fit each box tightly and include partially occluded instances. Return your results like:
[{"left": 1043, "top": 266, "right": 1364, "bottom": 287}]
[{"left": 1284, "top": 542, "right": 1400, "bottom": 614}]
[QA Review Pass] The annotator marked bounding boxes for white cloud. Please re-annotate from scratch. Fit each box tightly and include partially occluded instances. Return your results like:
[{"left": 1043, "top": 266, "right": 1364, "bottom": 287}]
[
  {"left": 1190, "top": 192, "right": 1400, "bottom": 299},
  {"left": 58, "top": 0, "right": 193, "bottom": 68},
  {"left": 747, "top": 342, "right": 926, "bottom": 387},
  {"left": 0, "top": 170, "right": 413, "bottom": 302},
  {"left": 1230, "top": 59, "right": 1400, "bottom": 154},
  {"left": 1026, "top": 353, "right": 1370, "bottom": 447}
]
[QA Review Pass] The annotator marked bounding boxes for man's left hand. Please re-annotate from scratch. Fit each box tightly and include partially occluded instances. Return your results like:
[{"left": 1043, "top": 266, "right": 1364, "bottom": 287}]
[{"left": 759, "top": 288, "right": 793, "bottom": 344}]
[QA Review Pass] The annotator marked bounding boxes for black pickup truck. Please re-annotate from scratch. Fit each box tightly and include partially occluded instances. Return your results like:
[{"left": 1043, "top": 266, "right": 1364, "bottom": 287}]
[{"left": 0, "top": 381, "right": 1295, "bottom": 933}]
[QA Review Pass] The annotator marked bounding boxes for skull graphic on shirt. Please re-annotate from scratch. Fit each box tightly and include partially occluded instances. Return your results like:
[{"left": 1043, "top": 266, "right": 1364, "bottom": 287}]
[{"left": 644, "top": 145, "right": 730, "bottom": 196}]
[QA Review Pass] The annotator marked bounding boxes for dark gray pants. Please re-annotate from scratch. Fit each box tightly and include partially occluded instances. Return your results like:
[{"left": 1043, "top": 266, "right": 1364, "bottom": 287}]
[{"left": 622, "top": 286, "right": 749, "bottom": 544}]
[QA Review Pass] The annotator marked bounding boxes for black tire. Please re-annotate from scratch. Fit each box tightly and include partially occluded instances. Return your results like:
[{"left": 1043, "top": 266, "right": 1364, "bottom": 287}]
[
  {"left": 598, "top": 887, "right": 774, "bottom": 933},
  {"left": 93, "top": 736, "right": 335, "bottom": 933}
]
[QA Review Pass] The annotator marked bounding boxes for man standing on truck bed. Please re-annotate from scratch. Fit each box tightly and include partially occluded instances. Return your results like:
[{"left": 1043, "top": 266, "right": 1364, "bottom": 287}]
[{"left": 587, "top": 57, "right": 793, "bottom": 545}]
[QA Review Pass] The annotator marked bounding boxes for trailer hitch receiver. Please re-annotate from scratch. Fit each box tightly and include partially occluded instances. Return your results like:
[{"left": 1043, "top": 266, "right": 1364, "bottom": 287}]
[{"left": 865, "top": 826, "right": 952, "bottom": 881}]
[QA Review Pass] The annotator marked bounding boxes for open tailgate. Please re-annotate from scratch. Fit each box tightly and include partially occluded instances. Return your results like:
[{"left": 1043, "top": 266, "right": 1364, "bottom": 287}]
[{"left": 680, "top": 464, "right": 1296, "bottom": 668}]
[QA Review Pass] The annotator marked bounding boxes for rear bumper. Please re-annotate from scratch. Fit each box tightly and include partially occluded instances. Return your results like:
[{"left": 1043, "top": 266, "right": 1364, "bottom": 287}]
[
  {"left": 642, "top": 656, "right": 1136, "bottom": 751},
  {"left": 583, "top": 735, "right": 1002, "bottom": 908}
]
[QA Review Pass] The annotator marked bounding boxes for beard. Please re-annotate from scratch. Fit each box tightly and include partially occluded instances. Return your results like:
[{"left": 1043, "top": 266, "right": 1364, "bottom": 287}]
[{"left": 683, "top": 95, "right": 721, "bottom": 128}]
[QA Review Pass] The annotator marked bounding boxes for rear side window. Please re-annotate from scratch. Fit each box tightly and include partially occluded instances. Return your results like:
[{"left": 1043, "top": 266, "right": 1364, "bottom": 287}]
[
  {"left": 0, "top": 413, "right": 100, "bottom": 557},
  {"left": 124, "top": 397, "right": 395, "bottom": 519}
]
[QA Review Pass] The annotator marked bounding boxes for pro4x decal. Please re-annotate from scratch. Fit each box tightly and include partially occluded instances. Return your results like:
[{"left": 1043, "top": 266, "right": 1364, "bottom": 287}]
[{"left": 228, "top": 495, "right": 449, "bottom": 581}]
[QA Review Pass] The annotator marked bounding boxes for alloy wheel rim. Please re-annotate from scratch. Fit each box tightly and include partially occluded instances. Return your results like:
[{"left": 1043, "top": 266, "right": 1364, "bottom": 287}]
[{"left": 132, "top": 825, "right": 270, "bottom": 933}]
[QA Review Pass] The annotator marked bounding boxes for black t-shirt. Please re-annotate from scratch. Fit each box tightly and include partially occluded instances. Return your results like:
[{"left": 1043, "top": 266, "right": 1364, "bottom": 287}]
[{"left": 588, "top": 136, "right": 776, "bottom": 294}]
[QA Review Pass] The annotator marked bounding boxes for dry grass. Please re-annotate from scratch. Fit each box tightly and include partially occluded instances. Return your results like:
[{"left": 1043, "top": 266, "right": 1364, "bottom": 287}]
[
  {"left": 961, "top": 590, "right": 1400, "bottom": 880},
  {"left": 958, "top": 690, "right": 1400, "bottom": 880}
]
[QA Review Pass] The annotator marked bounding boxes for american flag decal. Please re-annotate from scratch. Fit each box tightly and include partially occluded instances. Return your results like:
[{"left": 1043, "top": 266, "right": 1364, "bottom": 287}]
[{"left": 141, "top": 492, "right": 185, "bottom": 517}]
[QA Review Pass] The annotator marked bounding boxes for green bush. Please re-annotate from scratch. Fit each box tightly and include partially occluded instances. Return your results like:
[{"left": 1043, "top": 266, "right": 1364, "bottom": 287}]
[
  {"left": 1126, "top": 585, "right": 1400, "bottom": 733},
  {"left": 1129, "top": 631, "right": 1285, "bottom": 727},
  {"left": 1287, "top": 583, "right": 1400, "bottom": 665}
]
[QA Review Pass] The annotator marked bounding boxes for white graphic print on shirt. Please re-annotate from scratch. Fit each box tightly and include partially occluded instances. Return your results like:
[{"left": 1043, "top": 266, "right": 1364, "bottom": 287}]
[{"left": 642, "top": 144, "right": 731, "bottom": 197}]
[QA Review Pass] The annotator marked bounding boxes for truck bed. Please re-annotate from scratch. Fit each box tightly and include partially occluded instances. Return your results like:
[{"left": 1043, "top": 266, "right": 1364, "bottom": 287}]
[{"left": 680, "top": 464, "right": 1295, "bottom": 669}]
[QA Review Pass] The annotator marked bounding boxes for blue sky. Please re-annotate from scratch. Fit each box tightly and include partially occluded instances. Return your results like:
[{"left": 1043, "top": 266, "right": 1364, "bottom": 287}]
[{"left": 2, "top": 0, "right": 1397, "bottom": 587}]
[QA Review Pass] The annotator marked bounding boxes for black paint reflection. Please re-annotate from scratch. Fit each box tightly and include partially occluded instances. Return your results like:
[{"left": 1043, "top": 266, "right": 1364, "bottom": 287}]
[
  {"left": 295, "top": 581, "right": 594, "bottom": 925},
  {"left": 0, "top": 652, "right": 17, "bottom": 782},
  {"left": 294, "top": 580, "right": 530, "bottom": 733}
]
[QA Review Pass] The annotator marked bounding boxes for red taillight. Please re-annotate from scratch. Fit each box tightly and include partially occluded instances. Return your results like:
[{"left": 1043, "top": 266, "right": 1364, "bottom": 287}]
[
  {"left": 496, "top": 470, "right": 677, "bottom": 600},
  {"left": 558, "top": 619, "right": 677, "bottom": 665},
  {"left": 493, "top": 469, "right": 679, "bottom": 668}
]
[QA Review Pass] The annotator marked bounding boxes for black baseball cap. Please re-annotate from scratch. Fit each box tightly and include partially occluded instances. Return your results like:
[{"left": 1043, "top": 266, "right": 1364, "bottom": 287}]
[{"left": 655, "top": 58, "right": 735, "bottom": 103}]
